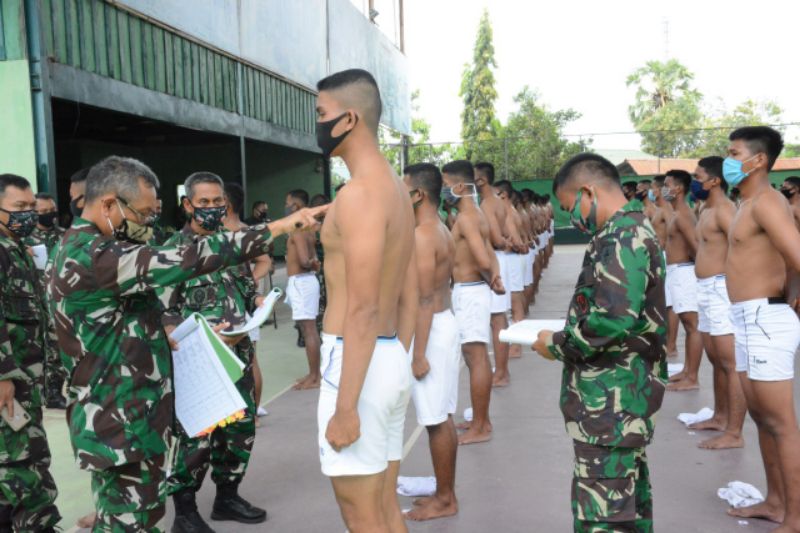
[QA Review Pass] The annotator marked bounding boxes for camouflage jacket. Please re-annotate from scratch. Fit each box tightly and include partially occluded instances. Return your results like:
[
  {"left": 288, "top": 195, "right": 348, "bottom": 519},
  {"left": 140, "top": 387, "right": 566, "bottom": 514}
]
[
  {"left": 48, "top": 218, "right": 273, "bottom": 471},
  {"left": 148, "top": 221, "right": 176, "bottom": 247},
  {"left": 0, "top": 233, "right": 47, "bottom": 407},
  {"left": 25, "top": 225, "right": 65, "bottom": 252},
  {"left": 159, "top": 226, "right": 257, "bottom": 331},
  {"left": 546, "top": 202, "right": 667, "bottom": 448}
]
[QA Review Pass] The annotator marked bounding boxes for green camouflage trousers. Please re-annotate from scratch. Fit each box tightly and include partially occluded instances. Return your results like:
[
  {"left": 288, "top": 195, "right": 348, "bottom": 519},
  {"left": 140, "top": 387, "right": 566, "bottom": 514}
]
[
  {"left": 572, "top": 441, "right": 652, "bottom": 533},
  {"left": 90, "top": 454, "right": 166, "bottom": 532},
  {"left": 167, "top": 342, "right": 256, "bottom": 494},
  {"left": 0, "top": 406, "right": 60, "bottom": 531}
]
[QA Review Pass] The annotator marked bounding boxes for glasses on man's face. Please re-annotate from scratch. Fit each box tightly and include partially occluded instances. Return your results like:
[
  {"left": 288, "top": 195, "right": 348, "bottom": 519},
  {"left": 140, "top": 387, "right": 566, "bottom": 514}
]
[{"left": 117, "top": 197, "right": 155, "bottom": 225}]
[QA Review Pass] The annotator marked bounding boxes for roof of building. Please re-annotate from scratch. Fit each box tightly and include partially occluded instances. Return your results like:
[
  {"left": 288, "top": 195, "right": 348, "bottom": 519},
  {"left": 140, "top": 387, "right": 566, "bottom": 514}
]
[
  {"left": 592, "top": 148, "right": 657, "bottom": 166},
  {"left": 617, "top": 157, "right": 800, "bottom": 176}
]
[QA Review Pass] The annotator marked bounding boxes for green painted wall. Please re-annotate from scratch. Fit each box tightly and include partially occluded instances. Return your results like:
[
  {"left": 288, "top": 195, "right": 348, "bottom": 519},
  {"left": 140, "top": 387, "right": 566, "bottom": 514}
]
[
  {"left": 0, "top": 0, "right": 27, "bottom": 60},
  {"left": 0, "top": 60, "right": 37, "bottom": 188},
  {"left": 245, "top": 139, "right": 323, "bottom": 256}
]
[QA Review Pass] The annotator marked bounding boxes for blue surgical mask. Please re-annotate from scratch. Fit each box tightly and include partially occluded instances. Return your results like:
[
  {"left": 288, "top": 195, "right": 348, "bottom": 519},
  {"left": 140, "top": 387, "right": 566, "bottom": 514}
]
[
  {"left": 723, "top": 156, "right": 757, "bottom": 187},
  {"left": 441, "top": 184, "right": 477, "bottom": 208},
  {"left": 647, "top": 190, "right": 656, "bottom": 203},
  {"left": 690, "top": 180, "right": 709, "bottom": 201}
]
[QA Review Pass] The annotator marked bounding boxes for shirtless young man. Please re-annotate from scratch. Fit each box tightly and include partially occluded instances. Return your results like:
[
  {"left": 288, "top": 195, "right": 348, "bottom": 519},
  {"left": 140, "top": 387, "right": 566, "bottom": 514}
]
[
  {"left": 691, "top": 157, "right": 746, "bottom": 449},
  {"left": 315, "top": 69, "right": 418, "bottom": 533},
  {"left": 650, "top": 175, "right": 680, "bottom": 359},
  {"left": 662, "top": 170, "right": 703, "bottom": 391},
  {"left": 724, "top": 127, "right": 800, "bottom": 530},
  {"left": 493, "top": 180, "right": 527, "bottom": 359},
  {"left": 442, "top": 160, "right": 503, "bottom": 445},
  {"left": 285, "top": 189, "right": 323, "bottom": 390},
  {"left": 780, "top": 176, "right": 800, "bottom": 229},
  {"left": 402, "top": 164, "right": 459, "bottom": 521},
  {"left": 474, "top": 163, "right": 512, "bottom": 387},
  {"left": 519, "top": 190, "right": 538, "bottom": 308}
]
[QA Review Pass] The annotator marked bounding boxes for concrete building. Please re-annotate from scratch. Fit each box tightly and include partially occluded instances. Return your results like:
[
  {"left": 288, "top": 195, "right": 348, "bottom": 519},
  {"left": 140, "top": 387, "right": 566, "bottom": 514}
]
[{"left": 0, "top": 0, "right": 410, "bottom": 241}]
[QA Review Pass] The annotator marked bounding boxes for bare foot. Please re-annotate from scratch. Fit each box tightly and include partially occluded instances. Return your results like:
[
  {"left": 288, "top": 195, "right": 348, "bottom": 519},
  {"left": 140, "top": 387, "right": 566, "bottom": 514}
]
[
  {"left": 669, "top": 370, "right": 687, "bottom": 383},
  {"left": 412, "top": 496, "right": 433, "bottom": 507},
  {"left": 689, "top": 417, "right": 727, "bottom": 431},
  {"left": 492, "top": 374, "right": 510, "bottom": 388},
  {"left": 458, "top": 426, "right": 492, "bottom": 445},
  {"left": 727, "top": 501, "right": 784, "bottom": 523},
  {"left": 294, "top": 375, "right": 321, "bottom": 390},
  {"left": 698, "top": 433, "right": 744, "bottom": 450},
  {"left": 76, "top": 512, "right": 97, "bottom": 528},
  {"left": 404, "top": 496, "right": 458, "bottom": 521},
  {"left": 456, "top": 420, "right": 493, "bottom": 432},
  {"left": 509, "top": 345, "right": 522, "bottom": 359},
  {"left": 667, "top": 379, "right": 699, "bottom": 391}
]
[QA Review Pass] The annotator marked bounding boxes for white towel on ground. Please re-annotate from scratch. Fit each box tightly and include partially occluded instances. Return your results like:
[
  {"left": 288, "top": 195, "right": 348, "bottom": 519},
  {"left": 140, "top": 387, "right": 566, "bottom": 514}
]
[
  {"left": 717, "top": 481, "right": 765, "bottom": 509},
  {"left": 677, "top": 407, "right": 714, "bottom": 426},
  {"left": 397, "top": 476, "right": 436, "bottom": 497}
]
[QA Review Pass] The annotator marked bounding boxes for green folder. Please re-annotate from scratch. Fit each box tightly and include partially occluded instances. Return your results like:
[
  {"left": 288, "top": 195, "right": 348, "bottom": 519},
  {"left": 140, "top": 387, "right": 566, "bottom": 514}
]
[{"left": 194, "top": 314, "right": 245, "bottom": 382}]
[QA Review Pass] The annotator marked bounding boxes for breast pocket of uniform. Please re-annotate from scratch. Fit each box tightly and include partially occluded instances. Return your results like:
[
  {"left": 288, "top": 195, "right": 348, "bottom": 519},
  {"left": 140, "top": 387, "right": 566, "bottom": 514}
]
[
  {"left": 184, "top": 283, "right": 217, "bottom": 312},
  {"left": 1, "top": 293, "right": 39, "bottom": 323}
]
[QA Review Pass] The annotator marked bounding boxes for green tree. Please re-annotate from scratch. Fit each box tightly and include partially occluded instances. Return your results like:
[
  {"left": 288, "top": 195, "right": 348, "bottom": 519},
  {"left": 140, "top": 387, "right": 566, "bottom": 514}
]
[
  {"left": 460, "top": 9, "right": 499, "bottom": 158},
  {"left": 690, "top": 99, "right": 783, "bottom": 157},
  {"left": 626, "top": 59, "right": 703, "bottom": 157},
  {"left": 499, "top": 87, "right": 589, "bottom": 180}
]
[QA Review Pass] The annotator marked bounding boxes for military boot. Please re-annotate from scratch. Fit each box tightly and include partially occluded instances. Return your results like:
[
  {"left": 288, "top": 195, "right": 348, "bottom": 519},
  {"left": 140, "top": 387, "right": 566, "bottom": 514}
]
[
  {"left": 210, "top": 482, "right": 267, "bottom": 524},
  {"left": 172, "top": 489, "right": 215, "bottom": 533}
]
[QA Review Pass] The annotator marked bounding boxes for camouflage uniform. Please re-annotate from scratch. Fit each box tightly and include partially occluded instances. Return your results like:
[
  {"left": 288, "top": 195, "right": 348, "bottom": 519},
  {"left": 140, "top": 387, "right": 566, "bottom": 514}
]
[
  {"left": 147, "top": 221, "right": 175, "bottom": 247},
  {"left": 25, "top": 225, "right": 67, "bottom": 406},
  {"left": 0, "top": 232, "right": 60, "bottom": 531},
  {"left": 544, "top": 202, "right": 667, "bottom": 533},
  {"left": 48, "top": 218, "right": 273, "bottom": 532},
  {"left": 159, "top": 226, "right": 259, "bottom": 495}
]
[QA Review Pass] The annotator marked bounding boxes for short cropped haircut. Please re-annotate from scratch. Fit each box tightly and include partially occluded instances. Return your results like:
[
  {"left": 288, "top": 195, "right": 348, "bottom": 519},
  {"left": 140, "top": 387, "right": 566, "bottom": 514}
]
[
  {"left": 493, "top": 179, "right": 514, "bottom": 197},
  {"left": 310, "top": 193, "right": 330, "bottom": 207},
  {"left": 224, "top": 182, "right": 245, "bottom": 214},
  {"left": 0, "top": 174, "right": 32, "bottom": 199},
  {"left": 637, "top": 179, "right": 652, "bottom": 187},
  {"left": 85, "top": 156, "right": 160, "bottom": 203},
  {"left": 622, "top": 181, "right": 637, "bottom": 192},
  {"left": 665, "top": 169, "right": 692, "bottom": 194},
  {"left": 317, "top": 69, "right": 382, "bottom": 133},
  {"left": 70, "top": 167, "right": 90, "bottom": 184},
  {"left": 698, "top": 156, "right": 727, "bottom": 192},
  {"left": 784, "top": 176, "right": 800, "bottom": 189},
  {"left": 404, "top": 163, "right": 443, "bottom": 205},
  {"left": 553, "top": 153, "right": 620, "bottom": 193},
  {"left": 730, "top": 126, "right": 784, "bottom": 170},
  {"left": 520, "top": 189, "right": 534, "bottom": 202},
  {"left": 474, "top": 162, "right": 496, "bottom": 184},
  {"left": 251, "top": 200, "right": 266, "bottom": 210},
  {"left": 510, "top": 189, "right": 522, "bottom": 205},
  {"left": 35, "top": 192, "right": 54, "bottom": 201},
  {"left": 287, "top": 189, "right": 310, "bottom": 206},
  {"left": 184, "top": 172, "right": 223, "bottom": 201},
  {"left": 441, "top": 160, "right": 475, "bottom": 183},
  {"left": 652, "top": 174, "right": 666, "bottom": 186}
]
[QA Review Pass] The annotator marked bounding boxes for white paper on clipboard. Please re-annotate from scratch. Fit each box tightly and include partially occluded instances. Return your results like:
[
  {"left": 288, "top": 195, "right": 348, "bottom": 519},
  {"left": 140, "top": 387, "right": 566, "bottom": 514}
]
[
  {"left": 220, "top": 287, "right": 283, "bottom": 336},
  {"left": 499, "top": 319, "right": 566, "bottom": 345}
]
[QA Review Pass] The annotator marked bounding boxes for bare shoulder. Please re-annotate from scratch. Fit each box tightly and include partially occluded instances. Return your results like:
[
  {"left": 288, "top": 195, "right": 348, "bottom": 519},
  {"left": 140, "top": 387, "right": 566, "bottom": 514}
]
[{"left": 752, "top": 188, "right": 791, "bottom": 220}]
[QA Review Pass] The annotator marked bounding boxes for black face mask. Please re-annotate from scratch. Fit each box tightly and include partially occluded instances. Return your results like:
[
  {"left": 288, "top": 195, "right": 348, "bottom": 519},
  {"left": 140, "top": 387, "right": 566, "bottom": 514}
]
[
  {"left": 635, "top": 191, "right": 647, "bottom": 202},
  {"left": 0, "top": 208, "right": 37, "bottom": 239},
  {"left": 781, "top": 188, "right": 796, "bottom": 200},
  {"left": 316, "top": 112, "right": 357, "bottom": 158},
  {"left": 38, "top": 212, "right": 59, "bottom": 228},
  {"left": 70, "top": 195, "right": 84, "bottom": 218}
]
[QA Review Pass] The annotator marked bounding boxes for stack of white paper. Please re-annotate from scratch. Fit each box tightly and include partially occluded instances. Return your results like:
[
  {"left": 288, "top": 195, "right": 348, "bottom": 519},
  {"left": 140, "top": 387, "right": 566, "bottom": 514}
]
[
  {"left": 171, "top": 315, "right": 247, "bottom": 437},
  {"left": 499, "top": 319, "right": 566, "bottom": 345},
  {"left": 221, "top": 287, "right": 283, "bottom": 336}
]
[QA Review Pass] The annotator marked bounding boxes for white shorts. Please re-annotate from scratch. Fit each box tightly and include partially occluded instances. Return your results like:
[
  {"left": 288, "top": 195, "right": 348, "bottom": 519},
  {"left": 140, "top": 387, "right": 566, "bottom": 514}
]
[
  {"left": 490, "top": 250, "right": 511, "bottom": 314},
  {"left": 697, "top": 275, "right": 734, "bottom": 336},
  {"left": 666, "top": 263, "right": 698, "bottom": 314},
  {"left": 452, "top": 282, "right": 492, "bottom": 345},
  {"left": 506, "top": 252, "right": 525, "bottom": 293},
  {"left": 318, "top": 334, "right": 412, "bottom": 476},
  {"left": 524, "top": 247, "right": 534, "bottom": 286},
  {"left": 411, "top": 310, "right": 460, "bottom": 426},
  {"left": 731, "top": 299, "right": 800, "bottom": 380},
  {"left": 550, "top": 220, "right": 554, "bottom": 234},
  {"left": 286, "top": 273, "right": 320, "bottom": 321}
]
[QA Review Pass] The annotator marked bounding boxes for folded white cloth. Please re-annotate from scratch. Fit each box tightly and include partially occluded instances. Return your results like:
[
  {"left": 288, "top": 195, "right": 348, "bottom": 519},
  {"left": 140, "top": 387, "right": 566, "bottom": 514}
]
[
  {"left": 677, "top": 407, "right": 714, "bottom": 426},
  {"left": 718, "top": 481, "right": 765, "bottom": 509},
  {"left": 397, "top": 476, "right": 436, "bottom": 497},
  {"left": 256, "top": 406, "right": 268, "bottom": 417},
  {"left": 463, "top": 407, "right": 473, "bottom": 422},
  {"left": 667, "top": 363, "right": 684, "bottom": 377}
]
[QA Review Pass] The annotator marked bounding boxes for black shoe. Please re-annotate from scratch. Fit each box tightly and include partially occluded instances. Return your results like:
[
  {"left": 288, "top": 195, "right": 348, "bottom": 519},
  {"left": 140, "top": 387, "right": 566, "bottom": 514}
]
[
  {"left": 211, "top": 483, "right": 267, "bottom": 524},
  {"left": 172, "top": 489, "right": 215, "bottom": 533}
]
